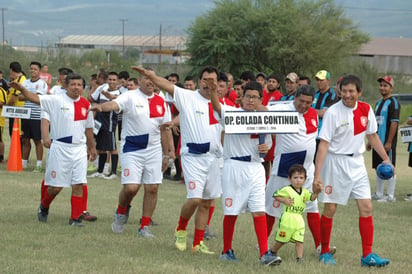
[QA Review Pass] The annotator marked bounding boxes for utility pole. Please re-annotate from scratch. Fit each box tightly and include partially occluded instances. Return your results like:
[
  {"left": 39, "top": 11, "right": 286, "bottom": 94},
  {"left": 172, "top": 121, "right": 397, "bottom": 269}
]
[
  {"left": 120, "top": 19, "right": 128, "bottom": 56},
  {"left": 1, "top": 7, "right": 7, "bottom": 66},
  {"left": 158, "top": 24, "right": 162, "bottom": 64}
]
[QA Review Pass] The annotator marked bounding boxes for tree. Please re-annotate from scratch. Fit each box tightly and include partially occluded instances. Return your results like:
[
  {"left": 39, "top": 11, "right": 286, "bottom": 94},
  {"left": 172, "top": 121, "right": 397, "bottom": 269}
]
[{"left": 186, "top": 0, "right": 369, "bottom": 77}]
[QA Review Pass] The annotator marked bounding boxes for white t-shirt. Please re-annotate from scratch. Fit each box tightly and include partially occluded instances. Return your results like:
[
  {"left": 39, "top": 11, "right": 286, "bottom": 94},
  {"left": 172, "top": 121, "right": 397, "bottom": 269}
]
[
  {"left": 173, "top": 86, "right": 223, "bottom": 157},
  {"left": 217, "top": 104, "right": 272, "bottom": 162},
  {"left": 39, "top": 93, "right": 94, "bottom": 145},
  {"left": 114, "top": 89, "right": 171, "bottom": 152},
  {"left": 268, "top": 101, "right": 318, "bottom": 178},
  {"left": 49, "top": 85, "right": 66, "bottom": 95},
  {"left": 23, "top": 78, "right": 48, "bottom": 119},
  {"left": 319, "top": 100, "right": 377, "bottom": 156}
]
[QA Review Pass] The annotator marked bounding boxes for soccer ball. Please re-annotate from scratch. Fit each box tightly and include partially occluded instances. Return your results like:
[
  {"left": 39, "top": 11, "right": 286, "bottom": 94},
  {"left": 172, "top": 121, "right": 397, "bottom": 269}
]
[{"left": 376, "top": 163, "right": 394, "bottom": 180}]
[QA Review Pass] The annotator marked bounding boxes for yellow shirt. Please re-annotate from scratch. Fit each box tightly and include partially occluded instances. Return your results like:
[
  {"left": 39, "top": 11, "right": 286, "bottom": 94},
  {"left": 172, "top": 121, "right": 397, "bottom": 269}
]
[
  {"left": 0, "top": 87, "right": 7, "bottom": 127},
  {"left": 7, "top": 75, "right": 26, "bottom": 107}
]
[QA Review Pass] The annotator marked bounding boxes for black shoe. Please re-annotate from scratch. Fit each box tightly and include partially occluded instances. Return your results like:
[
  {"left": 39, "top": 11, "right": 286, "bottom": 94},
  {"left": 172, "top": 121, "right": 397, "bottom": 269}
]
[
  {"left": 171, "top": 174, "right": 181, "bottom": 181},
  {"left": 37, "top": 203, "right": 49, "bottom": 222}
]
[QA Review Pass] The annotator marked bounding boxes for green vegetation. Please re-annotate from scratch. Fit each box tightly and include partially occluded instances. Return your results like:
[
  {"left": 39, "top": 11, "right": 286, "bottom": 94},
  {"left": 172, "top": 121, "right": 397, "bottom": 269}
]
[{"left": 1, "top": 124, "right": 412, "bottom": 273}]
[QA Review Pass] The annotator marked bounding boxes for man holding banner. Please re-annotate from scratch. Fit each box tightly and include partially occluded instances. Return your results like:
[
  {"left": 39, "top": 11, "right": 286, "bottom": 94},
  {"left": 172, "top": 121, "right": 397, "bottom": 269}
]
[{"left": 210, "top": 80, "right": 282, "bottom": 265}]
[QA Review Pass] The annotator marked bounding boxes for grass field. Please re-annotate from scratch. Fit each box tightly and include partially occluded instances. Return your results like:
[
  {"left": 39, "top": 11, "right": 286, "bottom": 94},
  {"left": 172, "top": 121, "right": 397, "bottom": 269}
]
[{"left": 1, "top": 121, "right": 412, "bottom": 273}]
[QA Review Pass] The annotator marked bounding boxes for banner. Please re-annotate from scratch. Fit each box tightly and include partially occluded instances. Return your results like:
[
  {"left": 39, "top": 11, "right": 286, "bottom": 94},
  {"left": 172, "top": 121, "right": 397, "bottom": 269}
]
[
  {"left": 400, "top": 126, "right": 412, "bottom": 143},
  {"left": 224, "top": 111, "right": 299, "bottom": 134},
  {"left": 1, "top": 106, "right": 31, "bottom": 119}
]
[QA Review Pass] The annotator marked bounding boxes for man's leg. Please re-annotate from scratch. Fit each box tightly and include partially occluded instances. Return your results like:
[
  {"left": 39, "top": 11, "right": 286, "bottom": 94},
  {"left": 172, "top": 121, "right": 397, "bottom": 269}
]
[
  {"left": 319, "top": 203, "right": 337, "bottom": 265},
  {"left": 175, "top": 198, "right": 201, "bottom": 251},
  {"left": 70, "top": 184, "right": 84, "bottom": 225},
  {"left": 34, "top": 140, "right": 43, "bottom": 170},
  {"left": 22, "top": 138, "right": 30, "bottom": 167},
  {"left": 138, "top": 184, "right": 159, "bottom": 237},
  {"left": 112, "top": 184, "right": 139, "bottom": 233},
  {"left": 193, "top": 199, "right": 212, "bottom": 248}
]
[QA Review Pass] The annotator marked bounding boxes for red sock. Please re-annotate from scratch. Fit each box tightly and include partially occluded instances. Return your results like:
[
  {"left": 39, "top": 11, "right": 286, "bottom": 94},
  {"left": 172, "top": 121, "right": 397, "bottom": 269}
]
[
  {"left": 42, "top": 189, "right": 56, "bottom": 208},
  {"left": 223, "top": 215, "right": 237, "bottom": 253},
  {"left": 82, "top": 185, "right": 88, "bottom": 212},
  {"left": 359, "top": 216, "right": 374, "bottom": 258},
  {"left": 177, "top": 215, "right": 190, "bottom": 231},
  {"left": 266, "top": 214, "right": 275, "bottom": 238},
  {"left": 117, "top": 204, "right": 128, "bottom": 215},
  {"left": 141, "top": 216, "right": 151, "bottom": 229},
  {"left": 207, "top": 206, "right": 215, "bottom": 226},
  {"left": 70, "top": 195, "right": 83, "bottom": 221},
  {"left": 320, "top": 214, "right": 333, "bottom": 254},
  {"left": 307, "top": 212, "right": 321, "bottom": 248},
  {"left": 40, "top": 179, "right": 47, "bottom": 201},
  {"left": 253, "top": 215, "right": 268, "bottom": 257},
  {"left": 193, "top": 228, "right": 204, "bottom": 247}
]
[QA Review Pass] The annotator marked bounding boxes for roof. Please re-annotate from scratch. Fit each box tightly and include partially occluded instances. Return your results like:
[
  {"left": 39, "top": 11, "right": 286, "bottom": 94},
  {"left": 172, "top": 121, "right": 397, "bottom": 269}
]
[
  {"left": 359, "top": 37, "right": 412, "bottom": 57},
  {"left": 57, "top": 35, "right": 187, "bottom": 48}
]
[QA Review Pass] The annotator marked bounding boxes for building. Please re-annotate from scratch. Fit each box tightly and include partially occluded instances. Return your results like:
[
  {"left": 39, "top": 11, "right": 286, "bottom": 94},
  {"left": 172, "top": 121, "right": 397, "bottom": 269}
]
[
  {"left": 56, "top": 35, "right": 188, "bottom": 64},
  {"left": 357, "top": 37, "right": 412, "bottom": 75}
]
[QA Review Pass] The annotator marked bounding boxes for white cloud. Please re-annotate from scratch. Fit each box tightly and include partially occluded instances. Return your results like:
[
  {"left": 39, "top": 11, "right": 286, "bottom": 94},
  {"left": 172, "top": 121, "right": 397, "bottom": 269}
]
[{"left": 8, "top": 20, "right": 27, "bottom": 26}]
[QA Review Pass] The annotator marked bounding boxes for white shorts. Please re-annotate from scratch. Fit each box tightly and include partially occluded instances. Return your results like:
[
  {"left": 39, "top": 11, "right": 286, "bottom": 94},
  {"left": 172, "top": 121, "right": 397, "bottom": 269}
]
[
  {"left": 45, "top": 142, "right": 87, "bottom": 187},
  {"left": 318, "top": 153, "right": 371, "bottom": 205},
  {"left": 265, "top": 175, "right": 319, "bottom": 217},
  {"left": 181, "top": 154, "right": 222, "bottom": 199},
  {"left": 222, "top": 159, "right": 265, "bottom": 215},
  {"left": 120, "top": 147, "right": 162, "bottom": 185}
]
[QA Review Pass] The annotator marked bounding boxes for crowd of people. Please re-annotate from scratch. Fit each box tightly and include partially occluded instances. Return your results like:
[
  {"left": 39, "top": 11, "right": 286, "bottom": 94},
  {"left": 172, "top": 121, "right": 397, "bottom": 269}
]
[{"left": 1, "top": 60, "right": 405, "bottom": 267}]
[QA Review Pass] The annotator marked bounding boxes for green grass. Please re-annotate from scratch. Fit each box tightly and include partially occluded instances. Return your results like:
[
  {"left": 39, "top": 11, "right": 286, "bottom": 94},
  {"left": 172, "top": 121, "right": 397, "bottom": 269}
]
[{"left": 1, "top": 122, "right": 412, "bottom": 273}]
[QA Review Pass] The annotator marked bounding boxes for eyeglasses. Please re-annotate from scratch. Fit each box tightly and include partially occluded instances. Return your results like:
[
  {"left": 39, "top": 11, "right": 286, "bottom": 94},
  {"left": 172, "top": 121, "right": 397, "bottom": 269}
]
[{"left": 244, "top": 95, "right": 261, "bottom": 100}]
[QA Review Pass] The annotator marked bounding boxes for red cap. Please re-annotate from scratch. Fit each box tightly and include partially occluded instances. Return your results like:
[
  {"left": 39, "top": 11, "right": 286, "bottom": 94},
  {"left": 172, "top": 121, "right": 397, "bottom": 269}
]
[{"left": 377, "top": 75, "right": 394, "bottom": 87}]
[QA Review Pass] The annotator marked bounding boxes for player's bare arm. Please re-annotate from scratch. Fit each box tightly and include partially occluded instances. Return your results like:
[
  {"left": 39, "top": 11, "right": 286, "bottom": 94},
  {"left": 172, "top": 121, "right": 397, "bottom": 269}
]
[
  {"left": 384, "top": 121, "right": 398, "bottom": 152},
  {"left": 160, "top": 123, "right": 175, "bottom": 172},
  {"left": 275, "top": 196, "right": 293, "bottom": 206},
  {"left": 90, "top": 101, "right": 119, "bottom": 112},
  {"left": 41, "top": 118, "right": 51, "bottom": 148},
  {"left": 314, "top": 139, "right": 330, "bottom": 187},
  {"left": 131, "top": 66, "right": 175, "bottom": 96},
  {"left": 9, "top": 81, "right": 40, "bottom": 105},
  {"left": 85, "top": 128, "right": 97, "bottom": 162},
  {"left": 367, "top": 133, "right": 394, "bottom": 171},
  {"left": 208, "top": 78, "right": 221, "bottom": 115}
]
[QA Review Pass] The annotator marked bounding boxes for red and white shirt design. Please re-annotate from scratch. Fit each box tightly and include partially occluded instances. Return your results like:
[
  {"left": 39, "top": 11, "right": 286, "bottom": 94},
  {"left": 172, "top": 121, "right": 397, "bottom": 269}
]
[
  {"left": 319, "top": 100, "right": 376, "bottom": 155},
  {"left": 40, "top": 93, "right": 93, "bottom": 145},
  {"left": 173, "top": 86, "right": 223, "bottom": 157},
  {"left": 114, "top": 89, "right": 171, "bottom": 150},
  {"left": 268, "top": 101, "right": 318, "bottom": 176}
]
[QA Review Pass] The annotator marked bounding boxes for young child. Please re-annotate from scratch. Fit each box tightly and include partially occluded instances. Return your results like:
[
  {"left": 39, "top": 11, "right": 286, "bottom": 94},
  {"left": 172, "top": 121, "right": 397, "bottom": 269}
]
[{"left": 270, "top": 164, "right": 322, "bottom": 263}]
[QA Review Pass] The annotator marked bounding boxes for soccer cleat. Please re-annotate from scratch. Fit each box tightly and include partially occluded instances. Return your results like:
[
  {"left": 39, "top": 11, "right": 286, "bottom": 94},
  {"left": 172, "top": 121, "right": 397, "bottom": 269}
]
[
  {"left": 33, "top": 166, "right": 42, "bottom": 173},
  {"left": 82, "top": 211, "right": 97, "bottom": 222},
  {"left": 204, "top": 225, "right": 216, "bottom": 240},
  {"left": 404, "top": 195, "right": 412, "bottom": 201},
  {"left": 174, "top": 229, "right": 187, "bottom": 251},
  {"left": 220, "top": 249, "right": 238, "bottom": 262},
  {"left": 69, "top": 218, "right": 85, "bottom": 227},
  {"left": 192, "top": 241, "right": 215, "bottom": 254},
  {"left": 87, "top": 164, "right": 97, "bottom": 172},
  {"left": 377, "top": 196, "right": 396, "bottom": 203},
  {"left": 371, "top": 193, "right": 383, "bottom": 200},
  {"left": 112, "top": 210, "right": 126, "bottom": 233},
  {"left": 103, "top": 173, "right": 117, "bottom": 180},
  {"left": 316, "top": 245, "right": 337, "bottom": 256},
  {"left": 361, "top": 252, "right": 390, "bottom": 267},
  {"left": 37, "top": 203, "right": 49, "bottom": 222},
  {"left": 296, "top": 257, "right": 304, "bottom": 264},
  {"left": 260, "top": 250, "right": 282, "bottom": 266},
  {"left": 87, "top": 172, "right": 104, "bottom": 178},
  {"left": 320, "top": 252, "right": 336, "bottom": 265},
  {"left": 138, "top": 226, "right": 155, "bottom": 238}
]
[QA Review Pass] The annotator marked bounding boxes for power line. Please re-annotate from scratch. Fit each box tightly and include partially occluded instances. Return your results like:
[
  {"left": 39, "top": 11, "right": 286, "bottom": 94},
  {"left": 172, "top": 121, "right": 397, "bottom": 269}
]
[
  {"left": 345, "top": 6, "right": 412, "bottom": 13},
  {"left": 120, "top": 19, "right": 128, "bottom": 56}
]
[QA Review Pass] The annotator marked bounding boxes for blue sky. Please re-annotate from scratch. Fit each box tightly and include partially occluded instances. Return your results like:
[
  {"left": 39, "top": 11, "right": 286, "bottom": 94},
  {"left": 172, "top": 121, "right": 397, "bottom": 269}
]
[{"left": 2, "top": 0, "right": 412, "bottom": 46}]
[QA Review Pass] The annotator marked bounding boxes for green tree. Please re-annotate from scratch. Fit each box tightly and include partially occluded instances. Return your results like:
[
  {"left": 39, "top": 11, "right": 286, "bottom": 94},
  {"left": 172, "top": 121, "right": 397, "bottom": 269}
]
[{"left": 186, "top": 0, "right": 369, "bottom": 77}]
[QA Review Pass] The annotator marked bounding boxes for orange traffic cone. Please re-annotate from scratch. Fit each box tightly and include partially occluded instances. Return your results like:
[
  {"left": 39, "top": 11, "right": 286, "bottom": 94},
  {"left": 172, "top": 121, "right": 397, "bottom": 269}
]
[{"left": 7, "top": 118, "right": 23, "bottom": 172}]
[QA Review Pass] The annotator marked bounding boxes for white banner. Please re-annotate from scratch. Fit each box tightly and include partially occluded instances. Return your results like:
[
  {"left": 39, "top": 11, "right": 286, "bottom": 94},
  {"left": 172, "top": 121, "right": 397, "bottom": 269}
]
[
  {"left": 400, "top": 126, "right": 412, "bottom": 143},
  {"left": 224, "top": 111, "right": 299, "bottom": 134},
  {"left": 1, "top": 106, "right": 31, "bottom": 119}
]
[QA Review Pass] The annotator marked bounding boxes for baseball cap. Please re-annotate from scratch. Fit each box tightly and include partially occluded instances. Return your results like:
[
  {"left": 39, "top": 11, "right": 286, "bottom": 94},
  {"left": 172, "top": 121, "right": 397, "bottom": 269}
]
[
  {"left": 285, "top": 72, "right": 299, "bottom": 83},
  {"left": 256, "top": 72, "right": 267, "bottom": 79},
  {"left": 315, "top": 70, "right": 331, "bottom": 80},
  {"left": 377, "top": 75, "right": 394, "bottom": 87}
]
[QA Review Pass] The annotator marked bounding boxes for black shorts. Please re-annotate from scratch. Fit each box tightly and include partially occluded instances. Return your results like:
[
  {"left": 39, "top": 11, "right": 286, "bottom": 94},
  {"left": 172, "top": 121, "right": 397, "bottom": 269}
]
[
  {"left": 409, "top": 153, "right": 412, "bottom": 168},
  {"left": 96, "top": 129, "right": 117, "bottom": 151},
  {"left": 372, "top": 149, "right": 396, "bottom": 169},
  {"left": 21, "top": 119, "right": 42, "bottom": 140}
]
